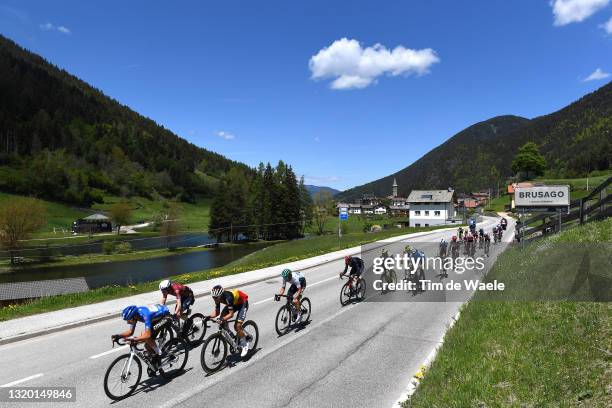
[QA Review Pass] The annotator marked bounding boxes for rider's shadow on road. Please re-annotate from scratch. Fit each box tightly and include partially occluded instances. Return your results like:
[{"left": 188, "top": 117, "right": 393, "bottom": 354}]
[
  {"left": 221, "top": 347, "right": 262, "bottom": 369},
  {"left": 109, "top": 367, "right": 194, "bottom": 404}
]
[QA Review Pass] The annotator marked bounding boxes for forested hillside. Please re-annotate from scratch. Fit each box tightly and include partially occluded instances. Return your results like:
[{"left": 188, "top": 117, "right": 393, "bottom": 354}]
[
  {"left": 0, "top": 35, "right": 248, "bottom": 205},
  {"left": 338, "top": 82, "right": 612, "bottom": 200}
]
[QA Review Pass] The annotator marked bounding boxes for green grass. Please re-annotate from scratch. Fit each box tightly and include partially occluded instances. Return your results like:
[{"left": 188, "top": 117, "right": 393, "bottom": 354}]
[
  {"left": 485, "top": 172, "right": 612, "bottom": 214},
  {"left": 308, "top": 215, "right": 410, "bottom": 235},
  {"left": 0, "top": 192, "right": 89, "bottom": 234},
  {"left": 0, "top": 224, "right": 456, "bottom": 321},
  {"left": 93, "top": 195, "right": 211, "bottom": 231},
  {"left": 484, "top": 195, "right": 511, "bottom": 212},
  {"left": 0, "top": 246, "right": 211, "bottom": 272},
  {"left": 403, "top": 218, "right": 612, "bottom": 407}
]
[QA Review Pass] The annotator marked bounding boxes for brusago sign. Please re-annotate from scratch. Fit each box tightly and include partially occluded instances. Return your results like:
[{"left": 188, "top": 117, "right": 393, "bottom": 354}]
[{"left": 514, "top": 185, "right": 570, "bottom": 207}]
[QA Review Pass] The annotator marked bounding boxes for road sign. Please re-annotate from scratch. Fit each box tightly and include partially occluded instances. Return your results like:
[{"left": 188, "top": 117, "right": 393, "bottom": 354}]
[
  {"left": 515, "top": 185, "right": 570, "bottom": 207},
  {"left": 339, "top": 213, "right": 348, "bottom": 221}
]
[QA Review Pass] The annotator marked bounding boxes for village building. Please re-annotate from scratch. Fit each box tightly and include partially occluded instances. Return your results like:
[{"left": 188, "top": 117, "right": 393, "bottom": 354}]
[{"left": 407, "top": 189, "right": 457, "bottom": 227}]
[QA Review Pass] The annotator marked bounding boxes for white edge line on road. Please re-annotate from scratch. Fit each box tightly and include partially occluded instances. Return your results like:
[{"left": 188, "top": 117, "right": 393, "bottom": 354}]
[
  {"left": 252, "top": 275, "right": 337, "bottom": 305},
  {"left": 89, "top": 345, "right": 128, "bottom": 359},
  {"left": 392, "top": 216, "right": 514, "bottom": 407},
  {"left": 1, "top": 373, "right": 44, "bottom": 387},
  {"left": 159, "top": 302, "right": 362, "bottom": 408}
]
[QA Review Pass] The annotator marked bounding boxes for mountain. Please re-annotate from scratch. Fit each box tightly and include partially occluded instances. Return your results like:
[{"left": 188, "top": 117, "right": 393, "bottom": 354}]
[
  {"left": 304, "top": 185, "right": 341, "bottom": 198},
  {"left": 0, "top": 35, "right": 249, "bottom": 205},
  {"left": 337, "top": 82, "right": 612, "bottom": 201}
]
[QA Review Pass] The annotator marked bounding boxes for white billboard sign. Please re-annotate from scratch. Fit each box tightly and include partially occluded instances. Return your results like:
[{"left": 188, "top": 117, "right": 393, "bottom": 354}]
[{"left": 514, "top": 185, "right": 570, "bottom": 207}]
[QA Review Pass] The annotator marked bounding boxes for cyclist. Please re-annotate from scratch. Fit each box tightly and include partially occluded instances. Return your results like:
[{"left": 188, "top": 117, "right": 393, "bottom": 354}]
[
  {"left": 458, "top": 226, "right": 464, "bottom": 239},
  {"left": 210, "top": 284, "right": 250, "bottom": 357},
  {"left": 484, "top": 233, "right": 491, "bottom": 256},
  {"left": 275, "top": 268, "right": 306, "bottom": 323},
  {"left": 439, "top": 238, "right": 448, "bottom": 258},
  {"left": 450, "top": 235, "right": 460, "bottom": 259},
  {"left": 112, "top": 304, "right": 170, "bottom": 368},
  {"left": 159, "top": 279, "right": 195, "bottom": 320},
  {"left": 340, "top": 255, "right": 364, "bottom": 284}
]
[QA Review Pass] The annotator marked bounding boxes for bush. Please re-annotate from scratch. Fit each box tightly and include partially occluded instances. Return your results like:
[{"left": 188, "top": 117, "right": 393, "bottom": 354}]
[
  {"left": 115, "top": 241, "right": 132, "bottom": 254},
  {"left": 102, "top": 241, "right": 115, "bottom": 254},
  {"left": 115, "top": 242, "right": 132, "bottom": 254},
  {"left": 340, "top": 223, "right": 349, "bottom": 235}
]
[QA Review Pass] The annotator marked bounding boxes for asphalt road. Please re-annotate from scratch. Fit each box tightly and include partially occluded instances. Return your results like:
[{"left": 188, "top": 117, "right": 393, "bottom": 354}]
[{"left": 0, "top": 216, "right": 514, "bottom": 408}]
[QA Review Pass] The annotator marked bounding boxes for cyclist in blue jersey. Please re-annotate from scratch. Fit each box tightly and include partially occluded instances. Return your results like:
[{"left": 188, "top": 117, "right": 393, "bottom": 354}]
[{"left": 112, "top": 304, "right": 170, "bottom": 367}]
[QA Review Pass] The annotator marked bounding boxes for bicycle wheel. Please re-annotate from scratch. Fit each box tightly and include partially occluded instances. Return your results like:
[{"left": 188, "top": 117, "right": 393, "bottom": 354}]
[
  {"left": 183, "top": 313, "right": 207, "bottom": 346},
  {"left": 155, "top": 324, "right": 175, "bottom": 349},
  {"left": 356, "top": 278, "right": 367, "bottom": 300},
  {"left": 200, "top": 333, "right": 227, "bottom": 374},
  {"left": 340, "top": 282, "right": 352, "bottom": 306},
  {"left": 299, "top": 297, "right": 311, "bottom": 323},
  {"left": 242, "top": 320, "right": 259, "bottom": 355},
  {"left": 103, "top": 353, "right": 142, "bottom": 401},
  {"left": 159, "top": 338, "right": 189, "bottom": 379},
  {"left": 275, "top": 304, "right": 292, "bottom": 336}
]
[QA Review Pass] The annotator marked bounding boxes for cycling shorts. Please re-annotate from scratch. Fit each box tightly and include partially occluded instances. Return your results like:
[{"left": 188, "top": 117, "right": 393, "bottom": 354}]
[{"left": 222, "top": 300, "right": 249, "bottom": 322}]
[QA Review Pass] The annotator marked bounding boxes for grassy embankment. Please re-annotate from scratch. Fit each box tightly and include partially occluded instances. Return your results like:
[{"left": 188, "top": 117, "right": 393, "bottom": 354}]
[
  {"left": 484, "top": 172, "right": 612, "bottom": 213},
  {"left": 0, "top": 246, "right": 212, "bottom": 272},
  {"left": 0, "top": 192, "right": 212, "bottom": 241},
  {"left": 403, "top": 217, "right": 612, "bottom": 407},
  {"left": 0, "top": 223, "right": 457, "bottom": 322}
]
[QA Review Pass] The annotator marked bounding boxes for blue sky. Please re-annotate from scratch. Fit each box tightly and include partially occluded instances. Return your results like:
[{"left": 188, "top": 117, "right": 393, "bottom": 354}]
[{"left": 1, "top": 0, "right": 611, "bottom": 190}]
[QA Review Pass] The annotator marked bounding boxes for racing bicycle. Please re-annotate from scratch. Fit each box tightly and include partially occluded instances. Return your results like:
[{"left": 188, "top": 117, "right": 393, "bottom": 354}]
[
  {"left": 200, "top": 318, "right": 259, "bottom": 374},
  {"left": 339, "top": 274, "right": 366, "bottom": 306},
  {"left": 274, "top": 294, "right": 311, "bottom": 335},
  {"left": 103, "top": 336, "right": 189, "bottom": 400}
]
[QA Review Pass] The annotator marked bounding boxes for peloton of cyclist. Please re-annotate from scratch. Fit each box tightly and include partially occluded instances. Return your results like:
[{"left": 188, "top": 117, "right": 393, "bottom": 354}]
[
  {"left": 159, "top": 279, "right": 195, "bottom": 320},
  {"left": 112, "top": 304, "right": 170, "bottom": 367},
  {"left": 210, "top": 284, "right": 250, "bottom": 357},
  {"left": 275, "top": 268, "right": 306, "bottom": 323}
]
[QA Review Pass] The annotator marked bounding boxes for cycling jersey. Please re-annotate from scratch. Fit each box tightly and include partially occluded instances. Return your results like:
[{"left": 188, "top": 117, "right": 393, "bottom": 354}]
[
  {"left": 343, "top": 257, "right": 364, "bottom": 276},
  {"left": 163, "top": 282, "right": 193, "bottom": 299},
  {"left": 282, "top": 271, "right": 305, "bottom": 289},
  {"left": 215, "top": 289, "right": 248, "bottom": 314},
  {"left": 131, "top": 304, "right": 169, "bottom": 331}
]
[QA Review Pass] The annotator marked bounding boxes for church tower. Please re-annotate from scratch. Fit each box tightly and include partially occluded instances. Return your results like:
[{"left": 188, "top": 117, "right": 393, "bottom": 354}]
[{"left": 392, "top": 178, "right": 398, "bottom": 198}]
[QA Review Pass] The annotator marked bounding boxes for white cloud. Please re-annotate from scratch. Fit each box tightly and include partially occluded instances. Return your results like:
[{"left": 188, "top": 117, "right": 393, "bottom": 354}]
[
  {"left": 215, "top": 131, "right": 235, "bottom": 140},
  {"left": 583, "top": 67, "right": 611, "bottom": 81},
  {"left": 600, "top": 16, "right": 612, "bottom": 33},
  {"left": 309, "top": 38, "right": 440, "bottom": 90},
  {"left": 551, "top": 0, "right": 610, "bottom": 26},
  {"left": 39, "top": 22, "right": 71, "bottom": 34}
]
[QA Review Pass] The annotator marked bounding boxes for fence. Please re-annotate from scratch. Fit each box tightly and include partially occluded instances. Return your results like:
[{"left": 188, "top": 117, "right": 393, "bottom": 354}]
[{"left": 516, "top": 176, "right": 611, "bottom": 240}]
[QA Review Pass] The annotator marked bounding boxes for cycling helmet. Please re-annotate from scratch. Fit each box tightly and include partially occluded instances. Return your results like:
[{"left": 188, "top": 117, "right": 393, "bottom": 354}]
[
  {"left": 159, "top": 279, "right": 171, "bottom": 291},
  {"left": 344, "top": 256, "right": 351, "bottom": 265},
  {"left": 404, "top": 245, "right": 412, "bottom": 252},
  {"left": 122, "top": 305, "right": 138, "bottom": 321},
  {"left": 281, "top": 269, "right": 291, "bottom": 279},
  {"left": 451, "top": 236, "right": 457, "bottom": 242},
  {"left": 211, "top": 285, "right": 224, "bottom": 297}
]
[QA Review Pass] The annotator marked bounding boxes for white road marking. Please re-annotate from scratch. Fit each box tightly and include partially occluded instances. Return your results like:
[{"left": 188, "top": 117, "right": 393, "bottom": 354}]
[
  {"left": 159, "top": 302, "right": 362, "bottom": 408},
  {"left": 253, "top": 275, "right": 337, "bottom": 305},
  {"left": 89, "top": 345, "right": 128, "bottom": 359},
  {"left": 1, "top": 373, "right": 43, "bottom": 387}
]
